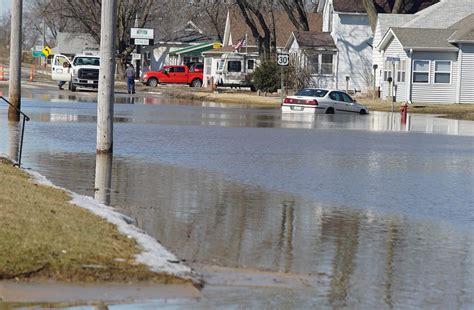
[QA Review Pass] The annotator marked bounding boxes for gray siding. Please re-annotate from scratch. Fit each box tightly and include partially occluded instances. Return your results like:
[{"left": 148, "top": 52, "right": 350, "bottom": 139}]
[
  {"left": 381, "top": 37, "right": 407, "bottom": 102},
  {"left": 411, "top": 51, "right": 458, "bottom": 104},
  {"left": 460, "top": 44, "right": 474, "bottom": 104}
]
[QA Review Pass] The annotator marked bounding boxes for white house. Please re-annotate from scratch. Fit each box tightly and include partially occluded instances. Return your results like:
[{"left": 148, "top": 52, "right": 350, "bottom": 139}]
[
  {"left": 317, "top": 0, "right": 375, "bottom": 92},
  {"left": 285, "top": 31, "right": 338, "bottom": 89},
  {"left": 375, "top": 0, "right": 474, "bottom": 104},
  {"left": 377, "top": 13, "right": 474, "bottom": 104},
  {"left": 202, "top": 9, "right": 322, "bottom": 88},
  {"left": 373, "top": 0, "right": 474, "bottom": 102},
  {"left": 53, "top": 32, "right": 99, "bottom": 57},
  {"left": 141, "top": 21, "right": 217, "bottom": 72}
]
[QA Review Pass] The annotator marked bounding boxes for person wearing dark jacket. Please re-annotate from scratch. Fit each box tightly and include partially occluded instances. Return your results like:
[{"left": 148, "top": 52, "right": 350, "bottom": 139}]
[{"left": 124, "top": 64, "right": 136, "bottom": 94}]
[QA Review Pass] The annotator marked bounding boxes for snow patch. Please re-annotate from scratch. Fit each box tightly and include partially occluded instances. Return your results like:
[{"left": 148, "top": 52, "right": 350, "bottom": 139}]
[{"left": 25, "top": 168, "right": 198, "bottom": 282}]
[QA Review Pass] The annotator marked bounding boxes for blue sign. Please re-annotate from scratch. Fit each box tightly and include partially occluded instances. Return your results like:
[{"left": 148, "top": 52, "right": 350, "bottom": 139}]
[{"left": 386, "top": 56, "right": 400, "bottom": 62}]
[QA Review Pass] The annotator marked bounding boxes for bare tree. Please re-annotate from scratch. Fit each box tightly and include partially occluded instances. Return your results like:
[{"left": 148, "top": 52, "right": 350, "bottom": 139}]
[
  {"left": 234, "top": 0, "right": 277, "bottom": 60},
  {"left": 0, "top": 12, "right": 11, "bottom": 58},
  {"left": 363, "top": 0, "right": 439, "bottom": 31},
  {"left": 48, "top": 0, "right": 158, "bottom": 75},
  {"left": 276, "top": 0, "right": 310, "bottom": 31},
  {"left": 189, "top": 0, "right": 229, "bottom": 42}
]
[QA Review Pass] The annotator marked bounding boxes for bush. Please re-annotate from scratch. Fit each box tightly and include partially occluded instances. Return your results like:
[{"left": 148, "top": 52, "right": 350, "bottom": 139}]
[{"left": 253, "top": 61, "right": 280, "bottom": 93}]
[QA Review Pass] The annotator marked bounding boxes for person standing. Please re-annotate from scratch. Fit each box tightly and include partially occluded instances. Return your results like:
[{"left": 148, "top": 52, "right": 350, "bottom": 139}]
[{"left": 124, "top": 63, "right": 136, "bottom": 94}]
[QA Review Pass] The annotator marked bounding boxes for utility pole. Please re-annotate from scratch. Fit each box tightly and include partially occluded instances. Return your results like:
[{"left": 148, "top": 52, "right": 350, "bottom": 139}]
[
  {"left": 8, "top": 0, "right": 23, "bottom": 122},
  {"left": 97, "top": 0, "right": 117, "bottom": 154}
]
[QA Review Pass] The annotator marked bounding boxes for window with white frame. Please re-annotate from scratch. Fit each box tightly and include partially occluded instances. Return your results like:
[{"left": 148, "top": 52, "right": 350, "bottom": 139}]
[
  {"left": 434, "top": 61, "right": 451, "bottom": 84},
  {"left": 204, "top": 58, "right": 212, "bottom": 75},
  {"left": 307, "top": 54, "right": 319, "bottom": 74},
  {"left": 307, "top": 53, "right": 333, "bottom": 75},
  {"left": 413, "top": 60, "right": 430, "bottom": 83},
  {"left": 397, "top": 60, "right": 406, "bottom": 83},
  {"left": 321, "top": 54, "right": 333, "bottom": 74},
  {"left": 383, "top": 60, "right": 392, "bottom": 81}
]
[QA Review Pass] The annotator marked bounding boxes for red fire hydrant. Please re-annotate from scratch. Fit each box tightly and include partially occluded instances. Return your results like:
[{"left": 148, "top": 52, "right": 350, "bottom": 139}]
[{"left": 400, "top": 102, "right": 408, "bottom": 124}]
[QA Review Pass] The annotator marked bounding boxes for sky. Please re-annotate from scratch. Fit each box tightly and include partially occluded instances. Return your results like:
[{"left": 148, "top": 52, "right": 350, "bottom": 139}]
[{"left": 1, "top": 0, "right": 11, "bottom": 16}]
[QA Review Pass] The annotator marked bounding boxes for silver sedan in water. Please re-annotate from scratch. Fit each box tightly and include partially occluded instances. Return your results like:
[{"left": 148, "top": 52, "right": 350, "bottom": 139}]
[{"left": 281, "top": 88, "right": 369, "bottom": 115}]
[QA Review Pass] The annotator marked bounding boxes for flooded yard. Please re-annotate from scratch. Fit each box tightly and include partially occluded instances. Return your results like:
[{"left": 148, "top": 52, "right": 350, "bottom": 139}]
[{"left": 1, "top": 87, "right": 473, "bottom": 308}]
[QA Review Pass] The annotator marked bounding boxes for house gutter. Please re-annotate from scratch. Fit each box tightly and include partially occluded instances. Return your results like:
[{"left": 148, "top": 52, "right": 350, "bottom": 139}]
[
  {"left": 407, "top": 48, "right": 413, "bottom": 104},
  {"left": 456, "top": 44, "right": 463, "bottom": 104}
]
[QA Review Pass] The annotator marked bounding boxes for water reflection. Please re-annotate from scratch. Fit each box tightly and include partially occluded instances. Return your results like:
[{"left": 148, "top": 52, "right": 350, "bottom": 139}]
[
  {"left": 1, "top": 92, "right": 473, "bottom": 308},
  {"left": 25, "top": 151, "right": 474, "bottom": 308},
  {"left": 94, "top": 153, "right": 113, "bottom": 205},
  {"left": 281, "top": 111, "right": 474, "bottom": 136}
]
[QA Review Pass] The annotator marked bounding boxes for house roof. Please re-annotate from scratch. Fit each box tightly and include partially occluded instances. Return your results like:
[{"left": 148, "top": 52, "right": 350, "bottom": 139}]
[
  {"left": 202, "top": 45, "right": 260, "bottom": 56},
  {"left": 54, "top": 32, "right": 98, "bottom": 55},
  {"left": 448, "top": 14, "right": 474, "bottom": 43},
  {"left": 376, "top": 13, "right": 415, "bottom": 39},
  {"left": 169, "top": 42, "right": 220, "bottom": 56},
  {"left": 290, "top": 31, "right": 336, "bottom": 50},
  {"left": 389, "top": 27, "right": 458, "bottom": 51},
  {"left": 332, "top": 0, "right": 388, "bottom": 14},
  {"left": 227, "top": 9, "right": 322, "bottom": 48},
  {"left": 162, "top": 21, "right": 217, "bottom": 43},
  {"left": 403, "top": 0, "right": 474, "bottom": 29}
]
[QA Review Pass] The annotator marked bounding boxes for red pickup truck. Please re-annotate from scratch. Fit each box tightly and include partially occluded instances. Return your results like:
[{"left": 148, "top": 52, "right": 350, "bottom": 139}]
[{"left": 141, "top": 65, "right": 203, "bottom": 87}]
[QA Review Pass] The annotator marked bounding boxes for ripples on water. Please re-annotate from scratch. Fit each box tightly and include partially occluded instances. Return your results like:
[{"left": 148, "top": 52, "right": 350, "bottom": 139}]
[{"left": 0, "top": 93, "right": 473, "bottom": 308}]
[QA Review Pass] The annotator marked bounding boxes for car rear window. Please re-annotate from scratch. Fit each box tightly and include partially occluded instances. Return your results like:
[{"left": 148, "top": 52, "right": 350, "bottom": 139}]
[{"left": 295, "top": 89, "right": 328, "bottom": 97}]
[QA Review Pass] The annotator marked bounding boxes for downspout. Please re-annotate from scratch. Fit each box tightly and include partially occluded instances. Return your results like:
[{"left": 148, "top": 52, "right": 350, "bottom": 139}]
[
  {"left": 407, "top": 48, "right": 413, "bottom": 104},
  {"left": 336, "top": 49, "right": 340, "bottom": 89},
  {"left": 456, "top": 44, "right": 463, "bottom": 104}
]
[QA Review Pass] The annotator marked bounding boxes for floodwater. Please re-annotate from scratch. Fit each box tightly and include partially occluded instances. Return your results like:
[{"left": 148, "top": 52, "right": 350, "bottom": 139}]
[{"left": 1, "top": 86, "right": 473, "bottom": 308}]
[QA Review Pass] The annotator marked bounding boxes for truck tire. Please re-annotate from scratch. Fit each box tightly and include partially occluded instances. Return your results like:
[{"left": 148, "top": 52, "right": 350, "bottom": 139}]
[
  {"left": 191, "top": 78, "right": 202, "bottom": 88},
  {"left": 148, "top": 78, "right": 158, "bottom": 87},
  {"left": 70, "top": 82, "right": 76, "bottom": 92}
]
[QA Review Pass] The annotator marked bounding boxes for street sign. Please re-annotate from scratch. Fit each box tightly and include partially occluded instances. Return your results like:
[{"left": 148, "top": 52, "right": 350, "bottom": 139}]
[
  {"left": 132, "top": 53, "right": 141, "bottom": 60},
  {"left": 277, "top": 53, "right": 289, "bottom": 66},
  {"left": 32, "top": 51, "right": 43, "bottom": 58},
  {"left": 42, "top": 46, "right": 52, "bottom": 57},
  {"left": 131, "top": 28, "right": 154, "bottom": 39},
  {"left": 386, "top": 56, "right": 400, "bottom": 62},
  {"left": 130, "top": 38, "right": 154, "bottom": 46},
  {"left": 134, "top": 38, "right": 150, "bottom": 45}
]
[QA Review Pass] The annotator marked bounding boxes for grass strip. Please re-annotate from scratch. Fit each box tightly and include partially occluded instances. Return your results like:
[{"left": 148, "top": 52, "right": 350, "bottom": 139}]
[{"left": 0, "top": 158, "right": 186, "bottom": 283}]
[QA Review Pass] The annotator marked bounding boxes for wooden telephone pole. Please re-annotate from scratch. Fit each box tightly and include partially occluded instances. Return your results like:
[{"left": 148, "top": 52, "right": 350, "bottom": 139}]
[
  {"left": 8, "top": 0, "right": 23, "bottom": 121},
  {"left": 96, "top": 0, "right": 117, "bottom": 154}
]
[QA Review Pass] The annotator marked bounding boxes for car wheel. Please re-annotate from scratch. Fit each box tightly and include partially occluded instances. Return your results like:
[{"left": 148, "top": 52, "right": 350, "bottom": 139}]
[
  {"left": 250, "top": 85, "right": 256, "bottom": 92},
  {"left": 359, "top": 109, "right": 367, "bottom": 115},
  {"left": 70, "top": 83, "right": 76, "bottom": 92},
  {"left": 148, "top": 78, "right": 158, "bottom": 87},
  {"left": 191, "top": 78, "right": 202, "bottom": 88},
  {"left": 326, "top": 107, "right": 334, "bottom": 114}
]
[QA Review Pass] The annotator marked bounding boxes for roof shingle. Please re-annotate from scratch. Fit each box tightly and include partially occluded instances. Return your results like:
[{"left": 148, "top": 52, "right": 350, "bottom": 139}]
[
  {"left": 391, "top": 27, "right": 457, "bottom": 50},
  {"left": 293, "top": 31, "right": 336, "bottom": 50},
  {"left": 228, "top": 10, "right": 322, "bottom": 48}
]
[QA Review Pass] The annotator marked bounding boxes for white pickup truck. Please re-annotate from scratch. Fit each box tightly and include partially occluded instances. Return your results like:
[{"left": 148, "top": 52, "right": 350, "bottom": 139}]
[{"left": 52, "top": 54, "right": 100, "bottom": 91}]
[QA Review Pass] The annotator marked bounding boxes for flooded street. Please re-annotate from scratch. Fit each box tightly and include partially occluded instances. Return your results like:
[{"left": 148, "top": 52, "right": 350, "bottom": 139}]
[{"left": 1, "top": 86, "right": 473, "bottom": 308}]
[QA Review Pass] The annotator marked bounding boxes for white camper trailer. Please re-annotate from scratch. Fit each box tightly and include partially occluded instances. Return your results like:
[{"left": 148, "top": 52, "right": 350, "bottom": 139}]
[{"left": 216, "top": 53, "right": 259, "bottom": 90}]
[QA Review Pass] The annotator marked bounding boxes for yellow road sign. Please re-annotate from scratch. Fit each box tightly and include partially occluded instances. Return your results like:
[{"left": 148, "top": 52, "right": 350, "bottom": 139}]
[{"left": 42, "top": 46, "right": 52, "bottom": 57}]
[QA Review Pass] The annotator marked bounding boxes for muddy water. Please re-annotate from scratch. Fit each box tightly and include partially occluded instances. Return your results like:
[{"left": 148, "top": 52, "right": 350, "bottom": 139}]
[{"left": 1, "top": 89, "right": 473, "bottom": 308}]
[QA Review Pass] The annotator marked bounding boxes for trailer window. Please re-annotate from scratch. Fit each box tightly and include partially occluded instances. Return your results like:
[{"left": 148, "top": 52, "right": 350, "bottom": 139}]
[
  {"left": 248, "top": 60, "right": 255, "bottom": 70},
  {"left": 218, "top": 60, "right": 225, "bottom": 71},
  {"left": 228, "top": 61, "right": 242, "bottom": 72}
]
